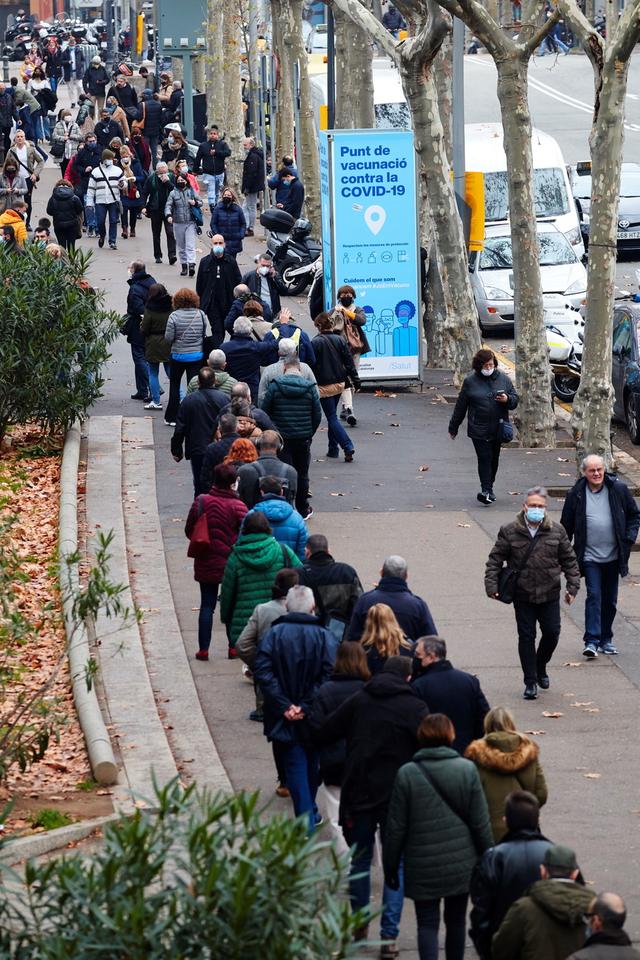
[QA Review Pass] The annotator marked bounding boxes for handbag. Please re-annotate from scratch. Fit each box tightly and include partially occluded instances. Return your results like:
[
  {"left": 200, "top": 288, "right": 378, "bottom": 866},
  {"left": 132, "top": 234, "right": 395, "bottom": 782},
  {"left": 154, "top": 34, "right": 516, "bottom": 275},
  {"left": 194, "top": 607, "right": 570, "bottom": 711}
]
[
  {"left": 499, "top": 418, "right": 514, "bottom": 444},
  {"left": 496, "top": 533, "right": 540, "bottom": 605},
  {"left": 413, "top": 761, "right": 485, "bottom": 855},
  {"left": 50, "top": 138, "right": 64, "bottom": 159},
  {"left": 187, "top": 496, "right": 211, "bottom": 559},
  {"left": 190, "top": 203, "right": 203, "bottom": 227},
  {"left": 344, "top": 316, "right": 362, "bottom": 352}
]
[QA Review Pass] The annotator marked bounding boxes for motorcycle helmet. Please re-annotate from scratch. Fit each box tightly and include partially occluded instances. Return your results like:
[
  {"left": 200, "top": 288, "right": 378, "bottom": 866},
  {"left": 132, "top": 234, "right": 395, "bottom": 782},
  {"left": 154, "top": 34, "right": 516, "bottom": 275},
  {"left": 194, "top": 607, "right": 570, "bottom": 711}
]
[{"left": 291, "top": 217, "right": 311, "bottom": 238}]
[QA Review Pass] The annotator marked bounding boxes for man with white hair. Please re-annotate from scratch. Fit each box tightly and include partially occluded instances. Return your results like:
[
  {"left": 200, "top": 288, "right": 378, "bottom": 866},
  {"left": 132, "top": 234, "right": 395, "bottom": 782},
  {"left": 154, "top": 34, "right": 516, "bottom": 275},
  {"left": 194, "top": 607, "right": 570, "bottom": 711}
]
[
  {"left": 221, "top": 316, "right": 279, "bottom": 402},
  {"left": 254, "top": 584, "right": 335, "bottom": 830},
  {"left": 187, "top": 348, "right": 238, "bottom": 396},
  {"left": 258, "top": 337, "right": 316, "bottom": 405},
  {"left": 224, "top": 282, "right": 273, "bottom": 332},
  {"left": 349, "top": 555, "right": 437, "bottom": 643},
  {"left": 141, "top": 161, "right": 176, "bottom": 264},
  {"left": 561, "top": 454, "right": 640, "bottom": 658}
]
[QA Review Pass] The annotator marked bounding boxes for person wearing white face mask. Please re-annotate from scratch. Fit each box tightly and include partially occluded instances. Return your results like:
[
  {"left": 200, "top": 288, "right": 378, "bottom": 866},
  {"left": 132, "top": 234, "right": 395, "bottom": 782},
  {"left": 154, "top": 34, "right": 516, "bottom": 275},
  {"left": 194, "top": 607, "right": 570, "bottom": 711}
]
[
  {"left": 242, "top": 252, "right": 282, "bottom": 316},
  {"left": 485, "top": 485, "right": 580, "bottom": 701},
  {"left": 85, "top": 148, "right": 124, "bottom": 250},
  {"left": 449, "top": 348, "right": 518, "bottom": 506}
]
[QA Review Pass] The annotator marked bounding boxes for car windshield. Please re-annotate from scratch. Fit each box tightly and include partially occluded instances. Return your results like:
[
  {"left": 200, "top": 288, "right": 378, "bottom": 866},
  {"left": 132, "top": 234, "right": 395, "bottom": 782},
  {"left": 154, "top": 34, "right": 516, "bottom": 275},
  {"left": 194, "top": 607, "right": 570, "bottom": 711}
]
[
  {"left": 620, "top": 172, "right": 640, "bottom": 197},
  {"left": 484, "top": 168, "right": 569, "bottom": 221},
  {"left": 479, "top": 231, "right": 577, "bottom": 270}
]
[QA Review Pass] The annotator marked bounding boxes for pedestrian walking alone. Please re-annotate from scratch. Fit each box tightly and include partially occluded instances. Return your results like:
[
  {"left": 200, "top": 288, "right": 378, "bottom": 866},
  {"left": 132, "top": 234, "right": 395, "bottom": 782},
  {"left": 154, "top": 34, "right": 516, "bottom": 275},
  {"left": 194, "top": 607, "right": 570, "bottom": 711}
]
[
  {"left": 164, "top": 171, "right": 201, "bottom": 277},
  {"left": 485, "top": 486, "right": 580, "bottom": 699},
  {"left": 184, "top": 462, "right": 247, "bottom": 660},
  {"left": 449, "top": 348, "right": 518, "bottom": 505},
  {"left": 383, "top": 713, "right": 493, "bottom": 960},
  {"left": 331, "top": 284, "right": 371, "bottom": 427},
  {"left": 312, "top": 311, "right": 360, "bottom": 462},
  {"left": 465, "top": 706, "right": 547, "bottom": 842},
  {"left": 560, "top": 454, "right": 640, "bottom": 658}
]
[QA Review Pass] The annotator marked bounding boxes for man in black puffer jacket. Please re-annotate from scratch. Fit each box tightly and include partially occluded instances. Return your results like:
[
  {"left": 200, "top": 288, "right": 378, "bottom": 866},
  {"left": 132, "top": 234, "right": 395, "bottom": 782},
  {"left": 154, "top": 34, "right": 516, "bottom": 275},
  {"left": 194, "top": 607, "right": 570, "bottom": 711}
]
[
  {"left": 261, "top": 356, "right": 322, "bottom": 520},
  {"left": 126, "top": 260, "right": 156, "bottom": 401},
  {"left": 470, "top": 790, "right": 555, "bottom": 960},
  {"left": 299, "top": 533, "right": 363, "bottom": 632},
  {"left": 315, "top": 656, "right": 428, "bottom": 946}
]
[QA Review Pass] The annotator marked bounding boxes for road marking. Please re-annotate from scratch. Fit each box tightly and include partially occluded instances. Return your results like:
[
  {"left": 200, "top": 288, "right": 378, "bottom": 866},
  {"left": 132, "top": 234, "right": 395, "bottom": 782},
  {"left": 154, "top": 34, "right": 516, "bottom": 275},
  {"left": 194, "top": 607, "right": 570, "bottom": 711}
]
[{"left": 627, "top": 93, "right": 639, "bottom": 100}]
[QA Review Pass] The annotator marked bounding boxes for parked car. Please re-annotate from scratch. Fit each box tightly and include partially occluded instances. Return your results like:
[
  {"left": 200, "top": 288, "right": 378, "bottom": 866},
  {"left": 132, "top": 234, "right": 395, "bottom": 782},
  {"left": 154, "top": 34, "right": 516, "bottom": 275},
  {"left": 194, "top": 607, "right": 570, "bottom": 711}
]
[
  {"left": 612, "top": 303, "right": 640, "bottom": 443},
  {"left": 305, "top": 23, "right": 328, "bottom": 53},
  {"left": 469, "top": 223, "right": 588, "bottom": 332},
  {"left": 572, "top": 161, "right": 640, "bottom": 255}
]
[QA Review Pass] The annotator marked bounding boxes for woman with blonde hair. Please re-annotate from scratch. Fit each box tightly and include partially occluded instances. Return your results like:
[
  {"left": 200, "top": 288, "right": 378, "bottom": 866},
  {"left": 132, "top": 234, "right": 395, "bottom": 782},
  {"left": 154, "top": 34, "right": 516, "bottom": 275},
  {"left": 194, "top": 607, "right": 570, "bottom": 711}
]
[
  {"left": 465, "top": 706, "right": 548, "bottom": 841},
  {"left": 361, "top": 602, "right": 414, "bottom": 675}
]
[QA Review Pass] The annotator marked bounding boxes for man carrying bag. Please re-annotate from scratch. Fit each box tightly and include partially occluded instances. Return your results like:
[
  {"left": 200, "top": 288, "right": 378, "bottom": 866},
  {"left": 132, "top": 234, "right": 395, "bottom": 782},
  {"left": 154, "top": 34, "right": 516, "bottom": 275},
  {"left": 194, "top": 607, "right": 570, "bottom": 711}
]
[{"left": 485, "top": 485, "right": 580, "bottom": 701}]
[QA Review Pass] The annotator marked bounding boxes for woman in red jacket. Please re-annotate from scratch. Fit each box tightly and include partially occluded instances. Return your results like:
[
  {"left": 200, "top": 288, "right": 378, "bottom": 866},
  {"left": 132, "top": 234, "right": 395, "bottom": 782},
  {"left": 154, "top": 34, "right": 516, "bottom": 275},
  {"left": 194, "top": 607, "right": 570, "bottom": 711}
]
[{"left": 185, "top": 463, "right": 248, "bottom": 660}]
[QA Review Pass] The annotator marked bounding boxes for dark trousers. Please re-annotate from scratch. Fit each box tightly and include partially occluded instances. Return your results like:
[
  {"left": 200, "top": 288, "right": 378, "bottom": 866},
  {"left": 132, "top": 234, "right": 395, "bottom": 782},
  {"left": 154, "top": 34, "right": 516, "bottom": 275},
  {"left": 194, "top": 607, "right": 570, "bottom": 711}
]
[
  {"left": 281, "top": 742, "right": 319, "bottom": 833},
  {"left": 148, "top": 134, "right": 160, "bottom": 168},
  {"left": 583, "top": 560, "right": 619, "bottom": 647},
  {"left": 415, "top": 894, "right": 468, "bottom": 960},
  {"left": 165, "top": 359, "right": 202, "bottom": 423},
  {"left": 320, "top": 394, "right": 354, "bottom": 455},
  {"left": 342, "top": 809, "right": 404, "bottom": 939},
  {"left": 190, "top": 454, "right": 204, "bottom": 496},
  {"left": 514, "top": 597, "right": 561, "bottom": 684},
  {"left": 122, "top": 207, "right": 139, "bottom": 231},
  {"left": 281, "top": 437, "right": 311, "bottom": 515},
  {"left": 55, "top": 226, "right": 78, "bottom": 251},
  {"left": 0, "top": 125, "right": 11, "bottom": 160},
  {"left": 472, "top": 437, "right": 501, "bottom": 493},
  {"left": 24, "top": 177, "right": 33, "bottom": 227},
  {"left": 131, "top": 342, "right": 150, "bottom": 397},
  {"left": 150, "top": 211, "right": 176, "bottom": 259},
  {"left": 272, "top": 740, "right": 287, "bottom": 785},
  {"left": 198, "top": 581, "right": 219, "bottom": 651}
]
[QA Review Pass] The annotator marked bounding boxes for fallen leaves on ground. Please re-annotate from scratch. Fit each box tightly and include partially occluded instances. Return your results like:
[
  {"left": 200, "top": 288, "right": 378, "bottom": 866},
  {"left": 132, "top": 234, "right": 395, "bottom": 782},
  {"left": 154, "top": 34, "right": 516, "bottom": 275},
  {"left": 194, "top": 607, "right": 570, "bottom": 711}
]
[
  {"left": 542, "top": 711, "right": 564, "bottom": 718},
  {"left": 457, "top": 523, "right": 471, "bottom": 528},
  {"left": 525, "top": 729, "right": 546, "bottom": 735},
  {"left": 564, "top": 661, "right": 583, "bottom": 667},
  {"left": 418, "top": 465, "right": 430, "bottom": 472},
  {"left": 583, "top": 772, "right": 602, "bottom": 779}
]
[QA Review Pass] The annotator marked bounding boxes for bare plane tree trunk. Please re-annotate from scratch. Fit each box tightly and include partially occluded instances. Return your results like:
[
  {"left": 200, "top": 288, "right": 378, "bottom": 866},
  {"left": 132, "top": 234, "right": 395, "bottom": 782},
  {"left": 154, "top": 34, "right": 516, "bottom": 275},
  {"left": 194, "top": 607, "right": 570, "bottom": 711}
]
[
  {"left": 435, "top": 0, "right": 559, "bottom": 445},
  {"left": 222, "top": 0, "right": 245, "bottom": 194},
  {"left": 205, "top": 0, "right": 225, "bottom": 126},
  {"left": 271, "top": 0, "right": 295, "bottom": 160},
  {"left": 557, "top": 0, "right": 640, "bottom": 466},
  {"left": 334, "top": 6, "right": 375, "bottom": 128},
  {"left": 330, "top": 0, "right": 481, "bottom": 383}
]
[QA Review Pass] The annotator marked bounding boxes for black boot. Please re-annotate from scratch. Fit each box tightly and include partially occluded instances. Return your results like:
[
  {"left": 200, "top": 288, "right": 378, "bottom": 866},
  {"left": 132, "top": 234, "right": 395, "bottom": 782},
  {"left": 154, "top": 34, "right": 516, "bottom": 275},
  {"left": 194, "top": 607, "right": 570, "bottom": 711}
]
[
  {"left": 188, "top": 263, "right": 195, "bottom": 277},
  {"left": 180, "top": 263, "right": 188, "bottom": 276}
]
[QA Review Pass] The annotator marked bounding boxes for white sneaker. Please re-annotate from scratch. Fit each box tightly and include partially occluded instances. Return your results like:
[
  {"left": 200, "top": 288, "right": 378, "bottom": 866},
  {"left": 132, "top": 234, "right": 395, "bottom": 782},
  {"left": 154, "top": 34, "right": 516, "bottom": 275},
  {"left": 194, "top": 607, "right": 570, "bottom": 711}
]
[
  {"left": 164, "top": 420, "right": 176, "bottom": 427},
  {"left": 242, "top": 663, "right": 253, "bottom": 681},
  {"left": 144, "top": 401, "right": 163, "bottom": 410}
]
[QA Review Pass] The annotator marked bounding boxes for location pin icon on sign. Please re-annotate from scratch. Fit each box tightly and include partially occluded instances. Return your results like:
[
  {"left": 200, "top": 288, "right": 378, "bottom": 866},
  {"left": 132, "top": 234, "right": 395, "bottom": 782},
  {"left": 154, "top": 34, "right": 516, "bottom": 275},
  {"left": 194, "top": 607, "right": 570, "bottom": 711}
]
[{"left": 364, "top": 205, "right": 386, "bottom": 236}]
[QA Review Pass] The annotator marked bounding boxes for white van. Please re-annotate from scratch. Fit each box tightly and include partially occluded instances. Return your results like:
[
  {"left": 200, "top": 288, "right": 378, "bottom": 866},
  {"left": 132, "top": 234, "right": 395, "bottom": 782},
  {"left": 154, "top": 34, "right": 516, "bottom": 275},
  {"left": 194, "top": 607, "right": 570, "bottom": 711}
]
[
  {"left": 310, "top": 58, "right": 410, "bottom": 130},
  {"left": 464, "top": 122, "right": 584, "bottom": 258}
]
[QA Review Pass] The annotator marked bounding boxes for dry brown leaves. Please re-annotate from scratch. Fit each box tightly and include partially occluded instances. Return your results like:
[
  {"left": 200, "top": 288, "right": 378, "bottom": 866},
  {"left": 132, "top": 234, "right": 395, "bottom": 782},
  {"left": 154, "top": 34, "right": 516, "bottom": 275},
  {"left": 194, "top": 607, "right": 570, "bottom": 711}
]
[{"left": 1, "top": 426, "right": 93, "bottom": 832}]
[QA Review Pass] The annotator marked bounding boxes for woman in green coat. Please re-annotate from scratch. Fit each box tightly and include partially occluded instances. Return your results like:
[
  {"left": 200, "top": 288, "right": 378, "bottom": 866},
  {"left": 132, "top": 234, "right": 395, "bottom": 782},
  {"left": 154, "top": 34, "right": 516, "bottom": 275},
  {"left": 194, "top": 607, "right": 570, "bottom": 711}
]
[
  {"left": 140, "top": 282, "right": 173, "bottom": 410},
  {"left": 383, "top": 713, "right": 493, "bottom": 960},
  {"left": 219, "top": 511, "right": 301, "bottom": 657},
  {"left": 465, "top": 705, "right": 548, "bottom": 842}
]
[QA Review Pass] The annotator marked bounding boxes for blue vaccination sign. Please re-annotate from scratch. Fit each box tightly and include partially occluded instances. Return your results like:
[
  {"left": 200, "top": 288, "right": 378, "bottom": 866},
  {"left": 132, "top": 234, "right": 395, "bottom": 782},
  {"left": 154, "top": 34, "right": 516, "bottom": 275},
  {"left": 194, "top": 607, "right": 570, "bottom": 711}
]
[{"left": 319, "top": 128, "right": 420, "bottom": 380}]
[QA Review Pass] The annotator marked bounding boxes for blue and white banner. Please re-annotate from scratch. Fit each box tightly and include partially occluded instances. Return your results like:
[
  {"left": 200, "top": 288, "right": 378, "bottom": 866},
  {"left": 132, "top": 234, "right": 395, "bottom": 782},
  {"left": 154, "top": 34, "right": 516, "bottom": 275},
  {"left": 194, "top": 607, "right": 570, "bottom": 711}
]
[{"left": 320, "top": 128, "right": 420, "bottom": 380}]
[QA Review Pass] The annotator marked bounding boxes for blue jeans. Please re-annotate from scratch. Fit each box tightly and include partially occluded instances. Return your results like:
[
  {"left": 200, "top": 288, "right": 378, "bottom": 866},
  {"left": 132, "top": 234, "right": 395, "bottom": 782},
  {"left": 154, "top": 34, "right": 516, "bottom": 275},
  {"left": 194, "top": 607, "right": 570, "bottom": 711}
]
[
  {"left": 320, "top": 394, "right": 354, "bottom": 456},
  {"left": 198, "top": 581, "right": 219, "bottom": 651},
  {"left": 84, "top": 196, "right": 96, "bottom": 231},
  {"left": 583, "top": 560, "right": 620, "bottom": 648},
  {"left": 94, "top": 202, "right": 119, "bottom": 244},
  {"left": 130, "top": 342, "right": 149, "bottom": 397},
  {"left": 203, "top": 172, "right": 224, "bottom": 205},
  {"left": 148, "top": 360, "right": 170, "bottom": 404},
  {"left": 415, "top": 894, "right": 468, "bottom": 960},
  {"left": 342, "top": 809, "right": 404, "bottom": 939},
  {"left": 282, "top": 742, "right": 320, "bottom": 834}
]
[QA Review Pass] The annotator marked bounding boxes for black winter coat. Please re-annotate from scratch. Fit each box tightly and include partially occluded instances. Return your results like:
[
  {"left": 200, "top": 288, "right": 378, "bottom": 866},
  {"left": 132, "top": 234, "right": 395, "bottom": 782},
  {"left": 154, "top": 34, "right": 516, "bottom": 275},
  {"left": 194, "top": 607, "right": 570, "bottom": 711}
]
[
  {"left": 75, "top": 142, "right": 102, "bottom": 193},
  {"left": 314, "top": 672, "right": 429, "bottom": 819},
  {"left": 470, "top": 828, "right": 555, "bottom": 960},
  {"left": 46, "top": 184, "right": 83, "bottom": 230},
  {"left": 106, "top": 82, "right": 138, "bottom": 111},
  {"left": 0, "top": 91, "right": 17, "bottom": 128},
  {"left": 220, "top": 334, "right": 278, "bottom": 403},
  {"left": 560, "top": 473, "right": 640, "bottom": 578},
  {"left": 449, "top": 369, "right": 518, "bottom": 441},
  {"left": 194, "top": 137, "right": 231, "bottom": 175},
  {"left": 412, "top": 660, "right": 490, "bottom": 755},
  {"left": 126, "top": 270, "right": 156, "bottom": 346},
  {"left": 141, "top": 170, "right": 175, "bottom": 212},
  {"left": 568, "top": 931, "right": 640, "bottom": 960},
  {"left": 243, "top": 268, "right": 282, "bottom": 316},
  {"left": 196, "top": 253, "right": 242, "bottom": 337},
  {"left": 171, "top": 386, "right": 229, "bottom": 460},
  {"left": 210, "top": 201, "right": 246, "bottom": 256},
  {"left": 279, "top": 176, "right": 304, "bottom": 218},
  {"left": 254, "top": 612, "right": 335, "bottom": 744},
  {"left": 224, "top": 295, "right": 273, "bottom": 333},
  {"left": 299, "top": 550, "right": 363, "bottom": 625},
  {"left": 242, "top": 146, "right": 264, "bottom": 193},
  {"left": 312, "top": 332, "right": 359, "bottom": 387},
  {"left": 94, "top": 118, "right": 123, "bottom": 148},
  {"left": 142, "top": 97, "right": 163, "bottom": 137},
  {"left": 83, "top": 64, "right": 109, "bottom": 96},
  {"left": 309, "top": 674, "right": 366, "bottom": 785},
  {"left": 197, "top": 434, "right": 239, "bottom": 495},
  {"left": 349, "top": 576, "right": 437, "bottom": 643}
]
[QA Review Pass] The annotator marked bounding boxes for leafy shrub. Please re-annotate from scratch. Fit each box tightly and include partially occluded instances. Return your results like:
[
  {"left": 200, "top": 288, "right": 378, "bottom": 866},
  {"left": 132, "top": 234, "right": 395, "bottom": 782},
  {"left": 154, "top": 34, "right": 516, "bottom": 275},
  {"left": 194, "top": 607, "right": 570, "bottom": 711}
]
[
  {"left": 0, "top": 247, "right": 119, "bottom": 441},
  {"left": 28, "top": 808, "right": 73, "bottom": 831},
  {"left": 0, "top": 781, "right": 367, "bottom": 958}
]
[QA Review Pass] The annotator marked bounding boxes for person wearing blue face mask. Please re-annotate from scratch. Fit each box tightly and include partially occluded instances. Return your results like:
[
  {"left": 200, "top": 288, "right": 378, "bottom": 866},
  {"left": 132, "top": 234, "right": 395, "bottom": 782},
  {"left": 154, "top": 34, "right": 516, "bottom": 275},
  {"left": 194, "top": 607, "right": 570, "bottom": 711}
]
[
  {"left": 485, "top": 485, "right": 580, "bottom": 701},
  {"left": 195, "top": 232, "right": 242, "bottom": 347}
]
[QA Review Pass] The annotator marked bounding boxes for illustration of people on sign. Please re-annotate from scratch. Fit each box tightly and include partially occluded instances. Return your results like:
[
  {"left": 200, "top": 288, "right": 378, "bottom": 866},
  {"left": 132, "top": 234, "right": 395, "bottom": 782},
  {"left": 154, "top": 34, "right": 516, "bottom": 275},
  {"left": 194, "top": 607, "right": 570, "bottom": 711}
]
[
  {"left": 374, "top": 309, "right": 394, "bottom": 356},
  {"left": 392, "top": 300, "right": 418, "bottom": 356}
]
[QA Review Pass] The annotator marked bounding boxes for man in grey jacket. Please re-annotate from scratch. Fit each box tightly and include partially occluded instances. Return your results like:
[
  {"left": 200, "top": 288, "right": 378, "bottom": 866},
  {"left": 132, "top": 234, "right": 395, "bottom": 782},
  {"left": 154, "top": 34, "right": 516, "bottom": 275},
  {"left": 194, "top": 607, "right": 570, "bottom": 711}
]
[{"left": 258, "top": 337, "right": 316, "bottom": 406}]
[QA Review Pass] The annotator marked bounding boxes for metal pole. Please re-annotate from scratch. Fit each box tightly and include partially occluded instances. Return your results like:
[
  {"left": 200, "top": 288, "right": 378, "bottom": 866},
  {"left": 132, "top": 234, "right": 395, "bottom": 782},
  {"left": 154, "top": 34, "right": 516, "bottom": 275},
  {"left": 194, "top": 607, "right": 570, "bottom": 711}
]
[
  {"left": 129, "top": 0, "right": 137, "bottom": 61},
  {"left": 182, "top": 52, "right": 194, "bottom": 139},
  {"left": 105, "top": 0, "right": 114, "bottom": 65},
  {"left": 269, "top": 53, "right": 277, "bottom": 174},
  {"left": 260, "top": 53, "right": 269, "bottom": 232},
  {"left": 327, "top": 4, "right": 335, "bottom": 129},
  {"left": 293, "top": 60, "right": 302, "bottom": 178},
  {"left": 452, "top": 17, "right": 465, "bottom": 209}
]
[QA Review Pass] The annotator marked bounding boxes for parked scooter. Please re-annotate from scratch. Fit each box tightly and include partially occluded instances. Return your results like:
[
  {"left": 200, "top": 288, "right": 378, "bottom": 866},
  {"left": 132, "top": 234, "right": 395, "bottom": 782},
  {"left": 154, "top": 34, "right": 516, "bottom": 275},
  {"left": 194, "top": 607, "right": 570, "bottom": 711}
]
[
  {"left": 260, "top": 207, "right": 321, "bottom": 296},
  {"left": 547, "top": 324, "right": 582, "bottom": 402}
]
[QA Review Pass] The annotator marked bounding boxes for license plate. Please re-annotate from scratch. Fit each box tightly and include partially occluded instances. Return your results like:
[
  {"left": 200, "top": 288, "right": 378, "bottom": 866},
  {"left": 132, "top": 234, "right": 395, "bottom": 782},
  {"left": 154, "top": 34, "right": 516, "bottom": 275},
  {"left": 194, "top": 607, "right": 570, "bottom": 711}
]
[{"left": 618, "top": 231, "right": 640, "bottom": 240}]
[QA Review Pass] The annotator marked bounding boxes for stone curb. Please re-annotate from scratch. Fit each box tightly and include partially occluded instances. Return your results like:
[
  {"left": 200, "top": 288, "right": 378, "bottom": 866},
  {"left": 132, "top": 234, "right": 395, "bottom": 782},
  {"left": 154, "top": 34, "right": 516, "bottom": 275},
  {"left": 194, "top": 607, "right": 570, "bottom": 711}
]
[
  {"left": 59, "top": 421, "right": 118, "bottom": 785},
  {"left": 0, "top": 813, "right": 119, "bottom": 866}
]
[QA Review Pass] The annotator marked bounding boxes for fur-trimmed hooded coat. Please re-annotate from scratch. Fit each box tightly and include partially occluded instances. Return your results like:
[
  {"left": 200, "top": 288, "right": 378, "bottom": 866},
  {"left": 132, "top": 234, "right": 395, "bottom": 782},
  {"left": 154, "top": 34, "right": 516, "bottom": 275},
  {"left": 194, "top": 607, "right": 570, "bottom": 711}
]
[{"left": 465, "top": 731, "right": 548, "bottom": 842}]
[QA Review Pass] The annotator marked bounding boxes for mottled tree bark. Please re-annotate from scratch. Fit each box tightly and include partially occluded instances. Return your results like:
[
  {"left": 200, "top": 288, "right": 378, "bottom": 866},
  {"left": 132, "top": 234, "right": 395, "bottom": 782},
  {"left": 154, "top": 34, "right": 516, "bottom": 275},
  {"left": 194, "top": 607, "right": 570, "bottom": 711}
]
[
  {"left": 271, "top": 0, "right": 295, "bottom": 161},
  {"left": 205, "top": 0, "right": 225, "bottom": 126},
  {"left": 334, "top": 5, "right": 375, "bottom": 128},
  {"left": 558, "top": 0, "right": 640, "bottom": 467},
  {"left": 222, "top": 0, "right": 245, "bottom": 194}
]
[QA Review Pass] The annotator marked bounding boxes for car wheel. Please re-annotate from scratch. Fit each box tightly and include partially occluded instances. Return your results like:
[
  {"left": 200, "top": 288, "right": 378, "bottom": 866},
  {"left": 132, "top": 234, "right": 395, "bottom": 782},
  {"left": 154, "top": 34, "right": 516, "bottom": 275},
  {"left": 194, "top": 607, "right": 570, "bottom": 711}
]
[
  {"left": 552, "top": 374, "right": 579, "bottom": 403},
  {"left": 625, "top": 391, "right": 640, "bottom": 444}
]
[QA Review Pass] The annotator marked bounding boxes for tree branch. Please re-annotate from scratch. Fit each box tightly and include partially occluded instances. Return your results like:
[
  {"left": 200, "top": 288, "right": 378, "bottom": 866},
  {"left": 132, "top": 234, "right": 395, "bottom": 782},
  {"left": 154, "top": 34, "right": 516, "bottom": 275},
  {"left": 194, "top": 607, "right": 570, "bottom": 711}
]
[
  {"left": 437, "top": 0, "right": 509, "bottom": 57},
  {"left": 330, "top": 0, "right": 399, "bottom": 59},
  {"left": 556, "top": 0, "right": 604, "bottom": 116},
  {"left": 610, "top": 0, "right": 640, "bottom": 64},
  {"left": 522, "top": 7, "right": 560, "bottom": 53}
]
